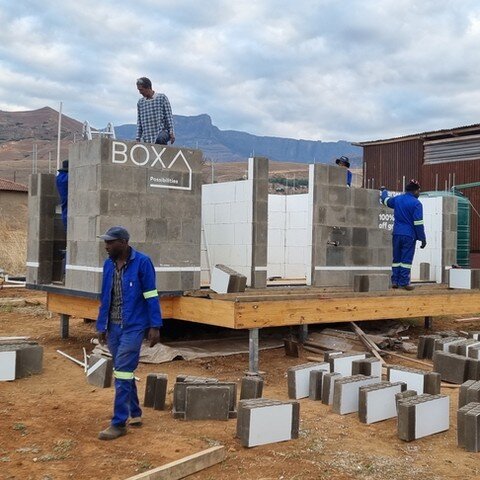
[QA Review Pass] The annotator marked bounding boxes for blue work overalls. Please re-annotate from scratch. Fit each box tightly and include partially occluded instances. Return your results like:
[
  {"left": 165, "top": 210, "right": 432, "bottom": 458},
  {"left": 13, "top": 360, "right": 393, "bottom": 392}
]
[
  {"left": 381, "top": 191, "right": 426, "bottom": 287},
  {"left": 96, "top": 248, "right": 162, "bottom": 427}
]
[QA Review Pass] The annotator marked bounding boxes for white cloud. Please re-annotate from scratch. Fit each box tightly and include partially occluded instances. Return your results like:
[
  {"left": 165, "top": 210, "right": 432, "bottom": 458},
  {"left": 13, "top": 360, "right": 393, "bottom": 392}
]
[{"left": 0, "top": 0, "right": 480, "bottom": 141}]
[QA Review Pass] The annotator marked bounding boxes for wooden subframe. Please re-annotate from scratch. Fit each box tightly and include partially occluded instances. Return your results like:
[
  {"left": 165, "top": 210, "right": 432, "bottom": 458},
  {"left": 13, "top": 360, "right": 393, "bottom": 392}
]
[{"left": 47, "top": 290, "right": 480, "bottom": 329}]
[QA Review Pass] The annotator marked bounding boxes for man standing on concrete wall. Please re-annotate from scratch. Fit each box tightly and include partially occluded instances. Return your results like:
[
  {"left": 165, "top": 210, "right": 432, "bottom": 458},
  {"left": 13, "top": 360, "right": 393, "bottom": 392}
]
[
  {"left": 381, "top": 180, "right": 426, "bottom": 290},
  {"left": 96, "top": 226, "right": 162, "bottom": 440},
  {"left": 136, "top": 77, "right": 175, "bottom": 145},
  {"left": 335, "top": 156, "right": 352, "bottom": 187}
]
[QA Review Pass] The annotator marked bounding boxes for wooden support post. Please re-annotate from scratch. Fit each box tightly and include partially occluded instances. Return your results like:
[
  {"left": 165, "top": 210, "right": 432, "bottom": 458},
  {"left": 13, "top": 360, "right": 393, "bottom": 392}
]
[
  {"left": 424, "top": 316, "right": 433, "bottom": 330},
  {"left": 248, "top": 328, "right": 259, "bottom": 374},
  {"left": 60, "top": 314, "right": 70, "bottom": 339},
  {"left": 298, "top": 324, "right": 308, "bottom": 344}
]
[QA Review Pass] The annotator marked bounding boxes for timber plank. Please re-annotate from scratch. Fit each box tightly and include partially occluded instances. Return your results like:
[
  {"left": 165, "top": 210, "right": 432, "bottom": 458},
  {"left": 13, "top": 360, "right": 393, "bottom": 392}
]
[
  {"left": 233, "top": 292, "right": 480, "bottom": 328},
  {"left": 171, "top": 297, "right": 236, "bottom": 328},
  {"left": 125, "top": 446, "right": 225, "bottom": 480}
]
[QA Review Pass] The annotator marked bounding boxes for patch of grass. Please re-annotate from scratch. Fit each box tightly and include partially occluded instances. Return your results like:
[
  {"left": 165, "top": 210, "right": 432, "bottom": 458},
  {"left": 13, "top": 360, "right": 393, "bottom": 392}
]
[
  {"left": 0, "top": 457, "right": 10, "bottom": 462},
  {"left": 136, "top": 460, "right": 153, "bottom": 472},
  {"left": 0, "top": 305, "right": 14, "bottom": 313},
  {"left": 0, "top": 219, "right": 27, "bottom": 276},
  {"left": 53, "top": 439, "right": 75, "bottom": 455},
  {"left": 13, "top": 423, "right": 26, "bottom": 432}
]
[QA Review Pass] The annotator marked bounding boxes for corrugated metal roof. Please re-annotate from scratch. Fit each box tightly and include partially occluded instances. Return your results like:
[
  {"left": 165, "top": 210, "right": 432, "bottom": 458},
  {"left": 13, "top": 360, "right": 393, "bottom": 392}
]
[
  {"left": 355, "top": 123, "right": 480, "bottom": 146},
  {"left": 0, "top": 177, "right": 28, "bottom": 192}
]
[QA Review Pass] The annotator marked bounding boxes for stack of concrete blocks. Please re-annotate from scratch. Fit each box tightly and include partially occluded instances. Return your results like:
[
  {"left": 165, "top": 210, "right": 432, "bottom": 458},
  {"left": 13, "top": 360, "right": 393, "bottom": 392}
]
[
  {"left": 458, "top": 402, "right": 480, "bottom": 451},
  {"left": 332, "top": 375, "right": 380, "bottom": 415},
  {"left": 321, "top": 372, "right": 342, "bottom": 405},
  {"left": 387, "top": 366, "right": 441, "bottom": 394},
  {"left": 201, "top": 157, "right": 268, "bottom": 288},
  {"left": 412, "top": 195, "right": 457, "bottom": 283},
  {"left": 236, "top": 399, "right": 300, "bottom": 447},
  {"left": 459, "top": 380, "right": 480, "bottom": 408},
  {"left": 63, "top": 138, "right": 202, "bottom": 294},
  {"left": 0, "top": 342, "right": 43, "bottom": 381},
  {"left": 359, "top": 381, "right": 406, "bottom": 424},
  {"left": 26, "top": 174, "right": 61, "bottom": 284},
  {"left": 287, "top": 362, "right": 330, "bottom": 399},
  {"left": 309, "top": 163, "right": 391, "bottom": 287},
  {"left": 267, "top": 193, "right": 310, "bottom": 280},
  {"left": 86, "top": 354, "right": 113, "bottom": 388},
  {"left": 397, "top": 394, "right": 450, "bottom": 441},
  {"left": 173, "top": 375, "right": 237, "bottom": 420},
  {"left": 449, "top": 269, "right": 480, "bottom": 290},
  {"left": 240, "top": 376, "right": 264, "bottom": 400},
  {"left": 210, "top": 264, "right": 247, "bottom": 294},
  {"left": 329, "top": 353, "right": 367, "bottom": 377},
  {"left": 144, "top": 373, "right": 168, "bottom": 410},
  {"left": 417, "top": 334, "right": 442, "bottom": 359},
  {"left": 352, "top": 358, "right": 382, "bottom": 378}
]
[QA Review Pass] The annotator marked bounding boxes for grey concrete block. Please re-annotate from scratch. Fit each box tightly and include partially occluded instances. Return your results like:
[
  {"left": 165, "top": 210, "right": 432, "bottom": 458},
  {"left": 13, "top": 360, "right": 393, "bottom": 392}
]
[
  {"left": 321, "top": 372, "right": 342, "bottom": 405},
  {"left": 240, "top": 376, "right": 263, "bottom": 400},
  {"left": 184, "top": 385, "right": 230, "bottom": 421},
  {"left": 153, "top": 374, "right": 168, "bottom": 410},
  {"left": 417, "top": 335, "right": 441, "bottom": 360},
  {"left": 465, "top": 405, "right": 480, "bottom": 452},
  {"left": 323, "top": 351, "right": 343, "bottom": 362},
  {"left": 458, "top": 340, "right": 480, "bottom": 356},
  {"left": 211, "top": 264, "right": 247, "bottom": 294},
  {"left": 395, "top": 390, "right": 418, "bottom": 412},
  {"left": 457, "top": 402, "right": 480, "bottom": 448},
  {"left": 448, "top": 339, "right": 473, "bottom": 354},
  {"left": 0, "top": 343, "right": 43, "bottom": 379},
  {"left": 287, "top": 362, "right": 330, "bottom": 399},
  {"left": 469, "top": 345, "right": 480, "bottom": 359},
  {"left": 419, "top": 262, "right": 430, "bottom": 281},
  {"left": 237, "top": 398, "right": 300, "bottom": 447},
  {"left": 434, "top": 337, "right": 465, "bottom": 352},
  {"left": 86, "top": 354, "right": 113, "bottom": 388},
  {"left": 433, "top": 351, "right": 469, "bottom": 384},
  {"left": 468, "top": 358, "right": 480, "bottom": 381},
  {"left": 388, "top": 365, "right": 440, "bottom": 393},
  {"left": 351, "top": 357, "right": 382, "bottom": 378},
  {"left": 144, "top": 373, "right": 158, "bottom": 408},
  {"left": 332, "top": 375, "right": 380, "bottom": 415},
  {"left": 329, "top": 353, "right": 367, "bottom": 377},
  {"left": 353, "top": 274, "right": 389, "bottom": 292},
  {"left": 359, "top": 381, "right": 406, "bottom": 424},
  {"left": 309, "top": 370, "right": 326, "bottom": 400},
  {"left": 397, "top": 394, "right": 450, "bottom": 441}
]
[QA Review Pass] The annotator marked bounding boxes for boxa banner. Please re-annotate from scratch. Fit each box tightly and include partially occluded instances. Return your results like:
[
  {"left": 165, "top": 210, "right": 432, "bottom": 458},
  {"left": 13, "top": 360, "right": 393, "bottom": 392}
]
[{"left": 111, "top": 141, "right": 193, "bottom": 191}]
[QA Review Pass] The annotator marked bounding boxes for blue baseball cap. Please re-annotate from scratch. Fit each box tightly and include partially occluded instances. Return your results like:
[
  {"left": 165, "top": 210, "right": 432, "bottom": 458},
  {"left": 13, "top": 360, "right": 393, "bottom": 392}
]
[{"left": 98, "top": 226, "right": 130, "bottom": 241}]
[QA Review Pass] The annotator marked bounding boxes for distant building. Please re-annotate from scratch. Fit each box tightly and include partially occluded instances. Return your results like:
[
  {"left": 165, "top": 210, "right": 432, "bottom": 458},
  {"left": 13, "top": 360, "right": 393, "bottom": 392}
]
[
  {"left": 0, "top": 177, "right": 28, "bottom": 226},
  {"left": 355, "top": 123, "right": 480, "bottom": 255}
]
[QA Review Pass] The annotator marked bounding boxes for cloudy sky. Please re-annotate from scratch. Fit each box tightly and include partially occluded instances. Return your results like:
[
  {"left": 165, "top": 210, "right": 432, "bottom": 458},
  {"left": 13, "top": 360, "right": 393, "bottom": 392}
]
[{"left": 1, "top": 0, "right": 480, "bottom": 141}]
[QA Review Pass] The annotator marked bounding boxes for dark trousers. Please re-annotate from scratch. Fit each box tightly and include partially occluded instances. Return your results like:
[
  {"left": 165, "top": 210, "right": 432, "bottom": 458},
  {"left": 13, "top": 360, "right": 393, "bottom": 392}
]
[
  {"left": 155, "top": 130, "right": 170, "bottom": 145},
  {"left": 392, "top": 235, "right": 416, "bottom": 286},
  {"left": 107, "top": 323, "right": 145, "bottom": 427}
]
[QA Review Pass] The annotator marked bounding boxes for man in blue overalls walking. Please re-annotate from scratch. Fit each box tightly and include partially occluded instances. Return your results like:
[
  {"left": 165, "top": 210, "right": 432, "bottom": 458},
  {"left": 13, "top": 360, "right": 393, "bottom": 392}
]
[
  {"left": 96, "top": 226, "right": 162, "bottom": 440},
  {"left": 381, "top": 180, "right": 427, "bottom": 290}
]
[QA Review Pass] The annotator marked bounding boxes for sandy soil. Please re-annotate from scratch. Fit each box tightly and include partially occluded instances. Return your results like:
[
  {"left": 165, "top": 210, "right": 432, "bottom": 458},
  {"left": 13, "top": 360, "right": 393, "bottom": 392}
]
[{"left": 1, "top": 290, "right": 479, "bottom": 480}]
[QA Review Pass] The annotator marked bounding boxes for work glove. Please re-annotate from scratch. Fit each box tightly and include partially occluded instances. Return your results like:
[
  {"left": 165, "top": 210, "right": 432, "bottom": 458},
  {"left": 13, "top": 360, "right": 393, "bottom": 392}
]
[
  {"left": 98, "top": 331, "right": 107, "bottom": 345},
  {"left": 420, "top": 240, "right": 427, "bottom": 249},
  {"left": 147, "top": 327, "right": 161, "bottom": 347}
]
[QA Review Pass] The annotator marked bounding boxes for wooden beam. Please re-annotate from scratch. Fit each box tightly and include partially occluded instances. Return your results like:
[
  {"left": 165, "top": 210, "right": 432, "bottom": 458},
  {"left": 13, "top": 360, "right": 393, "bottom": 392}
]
[
  {"left": 172, "top": 297, "right": 236, "bottom": 328},
  {"left": 125, "top": 446, "right": 225, "bottom": 480},
  {"left": 454, "top": 317, "right": 480, "bottom": 323},
  {"left": 234, "top": 292, "right": 480, "bottom": 328},
  {"left": 350, "top": 322, "right": 386, "bottom": 365}
]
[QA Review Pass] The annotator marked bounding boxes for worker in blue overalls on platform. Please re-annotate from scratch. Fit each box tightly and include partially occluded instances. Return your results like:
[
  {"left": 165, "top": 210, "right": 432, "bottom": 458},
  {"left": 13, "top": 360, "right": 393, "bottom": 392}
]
[
  {"left": 335, "top": 156, "right": 353, "bottom": 187},
  {"left": 380, "top": 180, "right": 427, "bottom": 290},
  {"left": 55, "top": 159, "right": 69, "bottom": 230},
  {"left": 96, "top": 226, "right": 162, "bottom": 440}
]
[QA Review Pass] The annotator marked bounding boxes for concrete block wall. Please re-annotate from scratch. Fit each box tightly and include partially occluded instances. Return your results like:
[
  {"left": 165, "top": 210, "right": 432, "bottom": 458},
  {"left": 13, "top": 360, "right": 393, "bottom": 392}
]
[
  {"left": 410, "top": 195, "right": 457, "bottom": 283},
  {"left": 201, "top": 157, "right": 268, "bottom": 288},
  {"left": 309, "top": 164, "right": 391, "bottom": 287},
  {"left": 26, "top": 174, "right": 59, "bottom": 285},
  {"left": 267, "top": 193, "right": 310, "bottom": 279},
  {"left": 63, "top": 138, "right": 203, "bottom": 294}
]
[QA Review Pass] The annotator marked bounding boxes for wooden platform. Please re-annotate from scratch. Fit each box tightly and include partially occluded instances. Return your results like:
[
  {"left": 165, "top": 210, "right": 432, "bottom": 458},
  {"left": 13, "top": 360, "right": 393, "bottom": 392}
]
[{"left": 45, "top": 283, "right": 480, "bottom": 329}]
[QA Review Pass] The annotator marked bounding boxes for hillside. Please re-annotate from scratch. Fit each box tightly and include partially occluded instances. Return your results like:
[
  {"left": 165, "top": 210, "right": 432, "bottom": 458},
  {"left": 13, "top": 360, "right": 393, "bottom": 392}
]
[
  {"left": 0, "top": 107, "right": 362, "bottom": 185},
  {"left": 116, "top": 114, "right": 362, "bottom": 165}
]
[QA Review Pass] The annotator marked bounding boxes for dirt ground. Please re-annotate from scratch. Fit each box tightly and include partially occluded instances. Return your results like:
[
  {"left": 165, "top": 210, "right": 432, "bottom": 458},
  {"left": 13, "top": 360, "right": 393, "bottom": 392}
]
[{"left": 1, "top": 289, "right": 480, "bottom": 480}]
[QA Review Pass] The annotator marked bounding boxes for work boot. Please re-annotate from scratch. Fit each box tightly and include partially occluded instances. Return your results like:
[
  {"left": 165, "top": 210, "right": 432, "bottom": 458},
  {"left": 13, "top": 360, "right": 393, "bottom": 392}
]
[
  {"left": 391, "top": 284, "right": 398, "bottom": 289},
  {"left": 402, "top": 285, "right": 415, "bottom": 291},
  {"left": 98, "top": 425, "right": 127, "bottom": 440},
  {"left": 129, "top": 417, "right": 143, "bottom": 427}
]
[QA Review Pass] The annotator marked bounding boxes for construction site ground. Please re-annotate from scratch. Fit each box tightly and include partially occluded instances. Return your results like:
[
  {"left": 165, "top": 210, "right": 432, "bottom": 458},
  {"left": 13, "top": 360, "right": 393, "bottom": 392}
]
[{"left": 1, "top": 288, "right": 480, "bottom": 480}]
